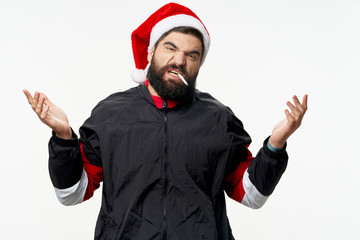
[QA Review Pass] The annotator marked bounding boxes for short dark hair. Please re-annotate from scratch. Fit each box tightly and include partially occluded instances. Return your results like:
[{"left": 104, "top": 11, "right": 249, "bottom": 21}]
[{"left": 154, "top": 26, "right": 204, "bottom": 58}]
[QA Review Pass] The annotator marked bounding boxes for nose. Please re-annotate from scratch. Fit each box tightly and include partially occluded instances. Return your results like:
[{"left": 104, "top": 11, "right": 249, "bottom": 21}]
[{"left": 172, "top": 51, "right": 186, "bottom": 66}]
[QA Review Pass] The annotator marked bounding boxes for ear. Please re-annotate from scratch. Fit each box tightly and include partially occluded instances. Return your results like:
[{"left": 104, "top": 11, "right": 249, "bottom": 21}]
[{"left": 147, "top": 47, "right": 155, "bottom": 63}]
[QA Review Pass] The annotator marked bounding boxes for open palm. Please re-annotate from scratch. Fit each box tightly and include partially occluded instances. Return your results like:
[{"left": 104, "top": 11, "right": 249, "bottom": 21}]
[
  {"left": 23, "top": 89, "right": 72, "bottom": 139},
  {"left": 269, "top": 95, "right": 308, "bottom": 149}
]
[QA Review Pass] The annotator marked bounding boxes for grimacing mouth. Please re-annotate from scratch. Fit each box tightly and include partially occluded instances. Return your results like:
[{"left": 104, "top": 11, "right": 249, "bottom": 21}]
[{"left": 168, "top": 69, "right": 183, "bottom": 77}]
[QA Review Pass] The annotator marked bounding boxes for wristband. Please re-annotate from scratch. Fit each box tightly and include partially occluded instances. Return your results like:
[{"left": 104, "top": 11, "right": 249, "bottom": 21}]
[{"left": 267, "top": 140, "right": 283, "bottom": 152}]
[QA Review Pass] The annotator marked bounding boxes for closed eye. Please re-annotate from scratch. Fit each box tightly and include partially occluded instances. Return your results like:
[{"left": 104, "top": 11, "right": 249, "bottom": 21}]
[
  {"left": 186, "top": 53, "right": 199, "bottom": 61},
  {"left": 166, "top": 46, "right": 176, "bottom": 52},
  {"left": 163, "top": 41, "right": 201, "bottom": 61},
  {"left": 164, "top": 42, "right": 178, "bottom": 52}
]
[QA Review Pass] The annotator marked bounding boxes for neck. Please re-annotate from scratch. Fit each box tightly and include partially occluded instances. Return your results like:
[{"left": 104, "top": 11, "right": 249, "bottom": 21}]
[{"left": 147, "top": 82, "right": 160, "bottom": 97}]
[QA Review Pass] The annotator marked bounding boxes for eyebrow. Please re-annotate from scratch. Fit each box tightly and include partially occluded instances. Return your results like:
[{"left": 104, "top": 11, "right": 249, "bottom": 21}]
[{"left": 163, "top": 41, "right": 201, "bottom": 57}]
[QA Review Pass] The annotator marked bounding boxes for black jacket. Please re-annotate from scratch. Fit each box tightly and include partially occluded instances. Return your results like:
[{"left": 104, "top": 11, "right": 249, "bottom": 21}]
[{"left": 48, "top": 84, "right": 288, "bottom": 239}]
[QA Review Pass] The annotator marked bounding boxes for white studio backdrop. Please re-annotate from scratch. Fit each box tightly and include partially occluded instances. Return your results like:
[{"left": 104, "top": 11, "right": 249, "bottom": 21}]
[{"left": 1, "top": 0, "right": 359, "bottom": 239}]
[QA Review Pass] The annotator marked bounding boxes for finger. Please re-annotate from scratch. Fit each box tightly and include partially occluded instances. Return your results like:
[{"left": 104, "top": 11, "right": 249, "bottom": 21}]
[
  {"left": 23, "top": 89, "right": 34, "bottom": 105},
  {"left": 286, "top": 101, "right": 300, "bottom": 115},
  {"left": 40, "top": 104, "right": 50, "bottom": 121},
  {"left": 35, "top": 94, "right": 45, "bottom": 114},
  {"left": 292, "top": 95, "right": 302, "bottom": 107},
  {"left": 32, "top": 91, "right": 40, "bottom": 109},
  {"left": 285, "top": 109, "right": 294, "bottom": 122},
  {"left": 35, "top": 92, "right": 52, "bottom": 107},
  {"left": 42, "top": 93, "right": 52, "bottom": 107},
  {"left": 302, "top": 94, "right": 308, "bottom": 110},
  {"left": 292, "top": 95, "right": 304, "bottom": 112}
]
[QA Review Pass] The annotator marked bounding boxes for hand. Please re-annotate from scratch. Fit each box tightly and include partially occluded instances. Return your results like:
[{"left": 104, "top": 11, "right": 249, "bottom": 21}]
[
  {"left": 23, "top": 89, "right": 72, "bottom": 139},
  {"left": 269, "top": 95, "right": 308, "bottom": 149}
]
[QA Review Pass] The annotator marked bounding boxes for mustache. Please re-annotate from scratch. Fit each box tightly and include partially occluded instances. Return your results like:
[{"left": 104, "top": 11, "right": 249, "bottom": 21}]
[{"left": 161, "top": 64, "right": 186, "bottom": 75}]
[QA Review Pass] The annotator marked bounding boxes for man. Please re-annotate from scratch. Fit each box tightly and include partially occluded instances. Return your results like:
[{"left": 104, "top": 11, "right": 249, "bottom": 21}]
[{"left": 24, "top": 3, "right": 307, "bottom": 240}]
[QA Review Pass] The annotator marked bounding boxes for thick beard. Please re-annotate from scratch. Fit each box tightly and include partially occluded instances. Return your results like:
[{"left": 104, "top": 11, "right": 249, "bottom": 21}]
[{"left": 147, "top": 60, "right": 197, "bottom": 102}]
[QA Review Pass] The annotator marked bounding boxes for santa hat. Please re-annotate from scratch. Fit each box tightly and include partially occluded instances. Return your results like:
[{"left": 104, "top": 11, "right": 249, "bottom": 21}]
[{"left": 131, "top": 2, "right": 211, "bottom": 83}]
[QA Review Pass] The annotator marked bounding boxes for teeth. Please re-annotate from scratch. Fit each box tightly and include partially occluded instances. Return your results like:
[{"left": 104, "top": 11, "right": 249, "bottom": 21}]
[
  {"left": 169, "top": 70, "right": 179, "bottom": 76},
  {"left": 168, "top": 70, "right": 188, "bottom": 86}
]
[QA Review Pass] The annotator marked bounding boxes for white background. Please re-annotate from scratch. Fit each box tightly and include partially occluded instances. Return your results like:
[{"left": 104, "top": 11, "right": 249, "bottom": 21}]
[{"left": 1, "top": 0, "right": 359, "bottom": 239}]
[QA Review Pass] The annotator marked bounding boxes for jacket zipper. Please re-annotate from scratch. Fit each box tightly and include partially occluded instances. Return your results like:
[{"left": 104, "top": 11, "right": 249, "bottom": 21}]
[{"left": 162, "top": 102, "right": 169, "bottom": 240}]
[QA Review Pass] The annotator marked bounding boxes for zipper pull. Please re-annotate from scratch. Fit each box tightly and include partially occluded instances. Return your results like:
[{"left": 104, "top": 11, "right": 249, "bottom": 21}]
[{"left": 162, "top": 100, "right": 168, "bottom": 109}]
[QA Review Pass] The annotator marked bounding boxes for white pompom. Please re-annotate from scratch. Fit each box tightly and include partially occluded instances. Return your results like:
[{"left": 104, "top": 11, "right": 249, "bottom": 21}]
[
  {"left": 131, "top": 63, "right": 150, "bottom": 84},
  {"left": 131, "top": 69, "right": 146, "bottom": 84}
]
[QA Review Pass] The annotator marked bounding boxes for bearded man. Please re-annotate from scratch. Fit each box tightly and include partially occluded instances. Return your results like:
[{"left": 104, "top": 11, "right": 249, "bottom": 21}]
[{"left": 24, "top": 3, "right": 307, "bottom": 240}]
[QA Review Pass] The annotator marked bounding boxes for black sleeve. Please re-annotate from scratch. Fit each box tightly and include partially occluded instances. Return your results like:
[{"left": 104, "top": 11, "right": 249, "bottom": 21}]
[
  {"left": 48, "top": 129, "right": 83, "bottom": 189},
  {"left": 48, "top": 98, "right": 105, "bottom": 190},
  {"left": 223, "top": 106, "right": 289, "bottom": 198},
  {"left": 247, "top": 136, "right": 288, "bottom": 196}
]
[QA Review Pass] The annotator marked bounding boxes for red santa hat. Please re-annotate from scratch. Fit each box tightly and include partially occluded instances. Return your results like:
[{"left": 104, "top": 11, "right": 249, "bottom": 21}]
[{"left": 131, "top": 2, "right": 211, "bottom": 83}]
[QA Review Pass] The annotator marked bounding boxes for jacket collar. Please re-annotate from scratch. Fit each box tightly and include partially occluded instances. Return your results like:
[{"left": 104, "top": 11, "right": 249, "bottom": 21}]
[
  {"left": 142, "top": 80, "right": 178, "bottom": 109},
  {"left": 138, "top": 81, "right": 195, "bottom": 110}
]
